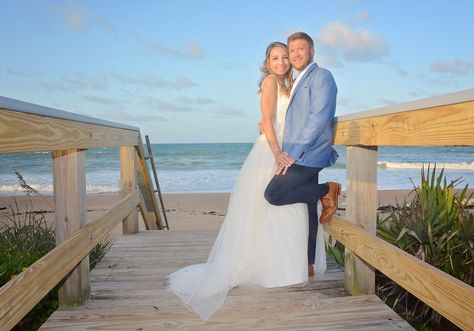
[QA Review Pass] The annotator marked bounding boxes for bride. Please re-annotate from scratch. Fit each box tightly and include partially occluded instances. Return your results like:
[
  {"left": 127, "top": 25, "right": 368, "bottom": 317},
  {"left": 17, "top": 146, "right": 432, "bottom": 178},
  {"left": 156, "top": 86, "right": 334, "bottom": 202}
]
[{"left": 167, "top": 41, "right": 326, "bottom": 320}]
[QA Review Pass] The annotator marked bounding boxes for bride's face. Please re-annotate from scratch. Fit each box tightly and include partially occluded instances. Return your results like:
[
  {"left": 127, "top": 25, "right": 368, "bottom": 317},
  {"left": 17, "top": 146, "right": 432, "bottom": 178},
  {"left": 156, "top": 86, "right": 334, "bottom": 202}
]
[{"left": 268, "top": 46, "right": 290, "bottom": 78}]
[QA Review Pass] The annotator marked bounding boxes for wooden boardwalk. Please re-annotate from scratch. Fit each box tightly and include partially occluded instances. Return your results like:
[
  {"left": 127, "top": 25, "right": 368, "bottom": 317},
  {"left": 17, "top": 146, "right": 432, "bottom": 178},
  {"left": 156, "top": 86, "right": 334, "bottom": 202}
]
[{"left": 41, "top": 230, "right": 413, "bottom": 330}]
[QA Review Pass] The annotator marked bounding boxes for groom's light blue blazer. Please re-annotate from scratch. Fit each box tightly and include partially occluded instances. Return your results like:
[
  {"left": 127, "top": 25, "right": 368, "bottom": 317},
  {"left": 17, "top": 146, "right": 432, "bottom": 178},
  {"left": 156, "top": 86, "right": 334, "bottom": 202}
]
[{"left": 282, "top": 63, "right": 339, "bottom": 168}]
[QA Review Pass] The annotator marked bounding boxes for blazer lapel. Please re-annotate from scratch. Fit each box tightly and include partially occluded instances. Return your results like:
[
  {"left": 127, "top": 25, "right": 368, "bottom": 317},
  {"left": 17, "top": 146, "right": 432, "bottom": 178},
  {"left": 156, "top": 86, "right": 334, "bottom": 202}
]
[{"left": 288, "top": 63, "right": 318, "bottom": 105}]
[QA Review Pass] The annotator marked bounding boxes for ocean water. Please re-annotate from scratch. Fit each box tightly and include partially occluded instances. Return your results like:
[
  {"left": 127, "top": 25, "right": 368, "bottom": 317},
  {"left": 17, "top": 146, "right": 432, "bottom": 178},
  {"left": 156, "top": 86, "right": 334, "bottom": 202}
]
[{"left": 0, "top": 143, "right": 472, "bottom": 195}]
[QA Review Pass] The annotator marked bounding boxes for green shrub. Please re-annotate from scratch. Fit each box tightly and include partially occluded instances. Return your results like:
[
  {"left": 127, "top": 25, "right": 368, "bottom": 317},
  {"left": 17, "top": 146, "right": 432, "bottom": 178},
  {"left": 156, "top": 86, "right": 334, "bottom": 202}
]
[
  {"left": 377, "top": 165, "right": 473, "bottom": 329},
  {"left": 0, "top": 174, "right": 112, "bottom": 330}
]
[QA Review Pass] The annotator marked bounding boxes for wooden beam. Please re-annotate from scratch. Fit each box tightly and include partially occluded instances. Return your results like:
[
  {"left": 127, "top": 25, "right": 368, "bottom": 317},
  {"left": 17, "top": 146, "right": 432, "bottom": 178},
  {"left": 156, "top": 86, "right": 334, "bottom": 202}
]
[
  {"left": 52, "top": 149, "right": 89, "bottom": 306},
  {"left": 324, "top": 216, "right": 474, "bottom": 330},
  {"left": 344, "top": 146, "right": 377, "bottom": 295},
  {"left": 120, "top": 146, "right": 139, "bottom": 234},
  {"left": 135, "top": 137, "right": 163, "bottom": 230},
  {"left": 333, "top": 100, "right": 474, "bottom": 146},
  {"left": 0, "top": 191, "right": 140, "bottom": 331},
  {"left": 0, "top": 108, "right": 139, "bottom": 153}
]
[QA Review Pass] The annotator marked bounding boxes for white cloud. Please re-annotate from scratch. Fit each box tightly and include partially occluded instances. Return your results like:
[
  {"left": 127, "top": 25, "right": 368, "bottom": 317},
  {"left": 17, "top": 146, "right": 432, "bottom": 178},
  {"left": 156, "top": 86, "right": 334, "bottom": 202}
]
[
  {"left": 107, "top": 71, "right": 197, "bottom": 90},
  {"left": 174, "top": 76, "right": 198, "bottom": 90},
  {"left": 430, "top": 59, "right": 474, "bottom": 76},
  {"left": 42, "top": 74, "right": 108, "bottom": 92},
  {"left": 145, "top": 98, "right": 196, "bottom": 112},
  {"left": 54, "top": 0, "right": 116, "bottom": 34},
  {"left": 318, "top": 55, "right": 344, "bottom": 68},
  {"left": 196, "top": 97, "right": 216, "bottom": 105},
  {"left": 214, "top": 107, "right": 245, "bottom": 116},
  {"left": 186, "top": 44, "right": 205, "bottom": 59},
  {"left": 175, "top": 96, "right": 216, "bottom": 105},
  {"left": 95, "top": 109, "right": 167, "bottom": 123},
  {"left": 63, "top": 75, "right": 108, "bottom": 91},
  {"left": 139, "top": 38, "right": 205, "bottom": 60},
  {"left": 355, "top": 11, "right": 370, "bottom": 23},
  {"left": 81, "top": 95, "right": 124, "bottom": 107},
  {"left": 5, "top": 67, "right": 29, "bottom": 78},
  {"left": 318, "top": 21, "right": 390, "bottom": 62}
]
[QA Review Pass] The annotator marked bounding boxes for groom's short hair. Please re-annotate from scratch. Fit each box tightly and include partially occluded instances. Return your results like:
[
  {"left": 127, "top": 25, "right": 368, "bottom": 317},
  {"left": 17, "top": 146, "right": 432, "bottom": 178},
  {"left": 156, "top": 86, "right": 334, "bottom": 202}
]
[{"left": 287, "top": 32, "right": 314, "bottom": 48}]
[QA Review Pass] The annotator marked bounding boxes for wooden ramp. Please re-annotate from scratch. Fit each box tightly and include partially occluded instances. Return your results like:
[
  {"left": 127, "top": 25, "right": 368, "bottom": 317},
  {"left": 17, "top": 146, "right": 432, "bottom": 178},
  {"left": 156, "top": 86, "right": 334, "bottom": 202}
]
[{"left": 41, "top": 230, "right": 413, "bottom": 330}]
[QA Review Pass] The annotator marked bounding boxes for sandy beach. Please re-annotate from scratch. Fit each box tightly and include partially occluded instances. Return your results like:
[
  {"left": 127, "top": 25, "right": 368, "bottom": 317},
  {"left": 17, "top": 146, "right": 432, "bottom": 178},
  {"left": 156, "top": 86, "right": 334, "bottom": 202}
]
[{"left": 0, "top": 190, "right": 415, "bottom": 243}]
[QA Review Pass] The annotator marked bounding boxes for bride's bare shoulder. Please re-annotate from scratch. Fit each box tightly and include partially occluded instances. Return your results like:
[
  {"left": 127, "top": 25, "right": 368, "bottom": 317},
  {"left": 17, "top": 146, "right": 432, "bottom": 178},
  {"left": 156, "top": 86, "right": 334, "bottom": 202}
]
[{"left": 261, "top": 75, "right": 278, "bottom": 92}]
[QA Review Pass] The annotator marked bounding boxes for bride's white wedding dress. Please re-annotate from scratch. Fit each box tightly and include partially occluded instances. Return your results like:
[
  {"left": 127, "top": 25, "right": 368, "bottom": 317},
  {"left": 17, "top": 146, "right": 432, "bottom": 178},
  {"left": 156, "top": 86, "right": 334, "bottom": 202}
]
[{"left": 168, "top": 87, "right": 327, "bottom": 320}]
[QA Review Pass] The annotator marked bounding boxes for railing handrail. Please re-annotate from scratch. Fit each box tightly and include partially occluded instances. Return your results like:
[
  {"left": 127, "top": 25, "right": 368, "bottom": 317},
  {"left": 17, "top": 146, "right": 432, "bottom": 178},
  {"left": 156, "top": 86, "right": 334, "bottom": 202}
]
[
  {"left": 0, "top": 95, "right": 139, "bottom": 131},
  {"left": 0, "top": 192, "right": 140, "bottom": 331},
  {"left": 324, "top": 217, "right": 474, "bottom": 331},
  {"left": 335, "top": 88, "right": 474, "bottom": 122},
  {"left": 0, "top": 96, "right": 164, "bottom": 329},
  {"left": 327, "top": 91, "right": 474, "bottom": 330},
  {"left": 1, "top": 91, "right": 472, "bottom": 329},
  {"left": 332, "top": 92, "right": 474, "bottom": 147}
]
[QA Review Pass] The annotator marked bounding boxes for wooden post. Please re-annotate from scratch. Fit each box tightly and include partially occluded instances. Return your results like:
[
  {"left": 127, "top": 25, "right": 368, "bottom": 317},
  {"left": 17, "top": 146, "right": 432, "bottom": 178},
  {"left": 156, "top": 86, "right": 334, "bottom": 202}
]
[
  {"left": 120, "top": 146, "right": 139, "bottom": 234},
  {"left": 52, "top": 149, "right": 90, "bottom": 306},
  {"left": 345, "top": 145, "right": 377, "bottom": 295}
]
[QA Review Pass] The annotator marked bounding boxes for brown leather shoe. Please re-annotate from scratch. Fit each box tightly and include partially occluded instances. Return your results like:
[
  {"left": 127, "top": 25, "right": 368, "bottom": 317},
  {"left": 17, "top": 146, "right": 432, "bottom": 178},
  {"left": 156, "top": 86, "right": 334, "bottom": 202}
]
[
  {"left": 308, "top": 264, "right": 314, "bottom": 277},
  {"left": 319, "top": 182, "right": 341, "bottom": 224}
]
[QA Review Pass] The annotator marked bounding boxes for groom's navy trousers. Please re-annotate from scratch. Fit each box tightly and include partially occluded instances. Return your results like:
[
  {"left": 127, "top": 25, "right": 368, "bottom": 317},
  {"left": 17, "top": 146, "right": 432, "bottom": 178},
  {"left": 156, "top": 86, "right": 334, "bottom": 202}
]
[{"left": 264, "top": 164, "right": 329, "bottom": 265}]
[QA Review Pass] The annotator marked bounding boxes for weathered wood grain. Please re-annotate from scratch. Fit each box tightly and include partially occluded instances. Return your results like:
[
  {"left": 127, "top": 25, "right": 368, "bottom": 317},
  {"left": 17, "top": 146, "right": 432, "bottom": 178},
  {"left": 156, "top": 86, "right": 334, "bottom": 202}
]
[
  {"left": 41, "top": 295, "right": 410, "bottom": 330},
  {"left": 120, "top": 146, "right": 139, "bottom": 234},
  {"left": 333, "top": 100, "right": 474, "bottom": 146},
  {"left": 40, "top": 230, "right": 413, "bottom": 330},
  {"left": 0, "top": 192, "right": 139, "bottom": 331},
  {"left": 0, "top": 108, "right": 139, "bottom": 153},
  {"left": 52, "top": 149, "right": 90, "bottom": 306},
  {"left": 135, "top": 137, "right": 163, "bottom": 230},
  {"left": 344, "top": 146, "right": 377, "bottom": 295},
  {"left": 325, "top": 216, "right": 474, "bottom": 330}
]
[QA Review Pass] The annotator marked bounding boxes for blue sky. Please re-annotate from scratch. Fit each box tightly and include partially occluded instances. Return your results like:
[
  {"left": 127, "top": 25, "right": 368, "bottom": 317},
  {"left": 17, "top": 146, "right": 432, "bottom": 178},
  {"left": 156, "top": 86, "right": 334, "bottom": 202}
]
[{"left": 1, "top": 0, "right": 473, "bottom": 143}]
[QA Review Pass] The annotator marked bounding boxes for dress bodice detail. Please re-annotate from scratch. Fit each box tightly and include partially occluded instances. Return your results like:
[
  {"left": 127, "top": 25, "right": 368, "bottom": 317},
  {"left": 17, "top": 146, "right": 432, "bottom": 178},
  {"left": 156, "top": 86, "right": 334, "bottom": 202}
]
[
  {"left": 274, "top": 89, "right": 289, "bottom": 143},
  {"left": 260, "top": 77, "right": 289, "bottom": 146}
]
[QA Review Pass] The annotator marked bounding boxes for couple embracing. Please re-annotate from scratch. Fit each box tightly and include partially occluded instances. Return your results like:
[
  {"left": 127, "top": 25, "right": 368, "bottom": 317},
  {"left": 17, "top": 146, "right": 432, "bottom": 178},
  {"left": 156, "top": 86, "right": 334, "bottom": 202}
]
[{"left": 168, "top": 32, "right": 341, "bottom": 320}]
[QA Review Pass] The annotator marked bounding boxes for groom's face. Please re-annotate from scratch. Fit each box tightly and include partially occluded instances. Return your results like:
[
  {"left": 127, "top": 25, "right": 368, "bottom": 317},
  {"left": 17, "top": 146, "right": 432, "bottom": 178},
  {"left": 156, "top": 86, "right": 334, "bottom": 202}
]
[{"left": 289, "top": 39, "right": 314, "bottom": 72}]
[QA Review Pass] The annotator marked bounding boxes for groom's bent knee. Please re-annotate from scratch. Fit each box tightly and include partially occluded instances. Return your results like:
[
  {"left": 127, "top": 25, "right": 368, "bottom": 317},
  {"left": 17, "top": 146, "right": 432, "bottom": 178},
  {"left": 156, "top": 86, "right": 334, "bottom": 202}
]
[{"left": 264, "top": 184, "right": 284, "bottom": 206}]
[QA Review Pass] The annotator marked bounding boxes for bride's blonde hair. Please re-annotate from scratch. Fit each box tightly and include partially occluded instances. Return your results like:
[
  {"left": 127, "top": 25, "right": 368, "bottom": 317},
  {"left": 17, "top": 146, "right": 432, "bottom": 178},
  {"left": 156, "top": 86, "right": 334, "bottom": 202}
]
[{"left": 258, "top": 42, "right": 293, "bottom": 96}]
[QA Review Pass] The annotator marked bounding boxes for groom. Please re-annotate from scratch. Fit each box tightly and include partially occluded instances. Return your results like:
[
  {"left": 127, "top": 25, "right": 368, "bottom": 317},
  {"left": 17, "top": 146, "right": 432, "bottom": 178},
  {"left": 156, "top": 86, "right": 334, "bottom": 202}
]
[{"left": 264, "top": 32, "right": 341, "bottom": 277}]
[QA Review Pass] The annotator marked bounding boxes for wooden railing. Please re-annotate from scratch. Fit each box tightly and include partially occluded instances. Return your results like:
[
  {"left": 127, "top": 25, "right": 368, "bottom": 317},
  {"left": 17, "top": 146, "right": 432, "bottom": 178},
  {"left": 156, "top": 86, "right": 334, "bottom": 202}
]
[
  {"left": 0, "top": 96, "right": 165, "bottom": 330},
  {"left": 1, "top": 90, "right": 473, "bottom": 329},
  {"left": 325, "top": 88, "right": 474, "bottom": 330}
]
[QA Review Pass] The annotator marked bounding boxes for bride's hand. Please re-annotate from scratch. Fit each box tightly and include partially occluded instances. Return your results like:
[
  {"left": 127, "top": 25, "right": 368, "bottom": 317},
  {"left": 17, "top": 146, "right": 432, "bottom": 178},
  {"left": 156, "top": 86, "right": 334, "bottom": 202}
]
[{"left": 275, "top": 152, "right": 294, "bottom": 175}]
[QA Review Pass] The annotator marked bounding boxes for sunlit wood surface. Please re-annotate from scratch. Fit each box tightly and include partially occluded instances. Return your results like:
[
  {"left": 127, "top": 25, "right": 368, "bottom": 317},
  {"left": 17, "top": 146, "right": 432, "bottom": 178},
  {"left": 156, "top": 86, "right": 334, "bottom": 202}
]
[{"left": 41, "top": 230, "right": 412, "bottom": 330}]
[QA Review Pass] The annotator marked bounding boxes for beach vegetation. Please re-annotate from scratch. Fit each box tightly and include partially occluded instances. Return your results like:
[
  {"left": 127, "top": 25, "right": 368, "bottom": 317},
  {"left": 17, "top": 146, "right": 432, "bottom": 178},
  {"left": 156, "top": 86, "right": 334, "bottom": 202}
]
[
  {"left": 377, "top": 165, "right": 473, "bottom": 329},
  {"left": 326, "top": 165, "right": 472, "bottom": 330},
  {"left": 0, "top": 173, "right": 111, "bottom": 330}
]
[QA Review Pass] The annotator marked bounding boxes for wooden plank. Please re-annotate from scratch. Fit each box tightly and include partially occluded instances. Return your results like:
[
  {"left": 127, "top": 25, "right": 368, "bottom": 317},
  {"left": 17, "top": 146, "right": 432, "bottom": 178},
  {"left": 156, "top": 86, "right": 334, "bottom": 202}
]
[
  {"left": 0, "top": 96, "right": 138, "bottom": 131},
  {"left": 325, "top": 216, "right": 474, "bottom": 330},
  {"left": 145, "top": 135, "right": 169, "bottom": 229},
  {"left": 52, "top": 149, "right": 90, "bottom": 306},
  {"left": 344, "top": 146, "right": 377, "bottom": 295},
  {"left": 0, "top": 108, "right": 139, "bottom": 153},
  {"left": 120, "top": 146, "right": 138, "bottom": 234},
  {"left": 0, "top": 192, "right": 139, "bottom": 331},
  {"left": 41, "top": 230, "right": 412, "bottom": 330},
  {"left": 333, "top": 100, "right": 474, "bottom": 146},
  {"left": 41, "top": 295, "right": 412, "bottom": 330},
  {"left": 335, "top": 88, "right": 474, "bottom": 122},
  {"left": 135, "top": 136, "right": 162, "bottom": 229}
]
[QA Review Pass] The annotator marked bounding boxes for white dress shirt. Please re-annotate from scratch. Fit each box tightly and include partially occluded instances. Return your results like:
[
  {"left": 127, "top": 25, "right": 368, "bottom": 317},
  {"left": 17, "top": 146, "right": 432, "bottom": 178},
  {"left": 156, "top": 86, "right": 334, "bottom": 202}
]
[{"left": 290, "top": 62, "right": 314, "bottom": 98}]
